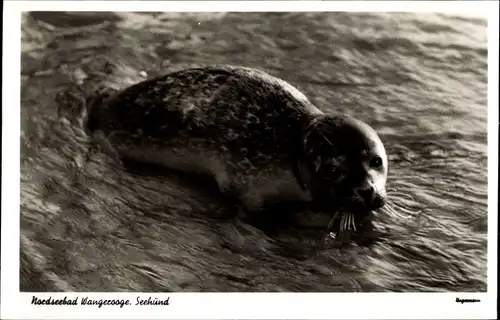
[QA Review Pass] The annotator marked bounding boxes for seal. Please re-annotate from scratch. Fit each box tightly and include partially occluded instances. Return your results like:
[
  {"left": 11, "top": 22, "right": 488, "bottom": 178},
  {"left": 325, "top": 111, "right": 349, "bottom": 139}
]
[{"left": 82, "top": 65, "right": 388, "bottom": 233}]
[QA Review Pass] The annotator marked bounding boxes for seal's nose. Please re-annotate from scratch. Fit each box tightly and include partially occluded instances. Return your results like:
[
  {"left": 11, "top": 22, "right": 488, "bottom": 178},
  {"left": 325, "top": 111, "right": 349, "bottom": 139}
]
[{"left": 358, "top": 186, "right": 385, "bottom": 210}]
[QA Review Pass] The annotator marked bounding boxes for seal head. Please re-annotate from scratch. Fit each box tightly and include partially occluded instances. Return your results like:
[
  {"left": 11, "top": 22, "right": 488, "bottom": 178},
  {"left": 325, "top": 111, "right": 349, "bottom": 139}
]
[{"left": 297, "top": 114, "right": 388, "bottom": 215}]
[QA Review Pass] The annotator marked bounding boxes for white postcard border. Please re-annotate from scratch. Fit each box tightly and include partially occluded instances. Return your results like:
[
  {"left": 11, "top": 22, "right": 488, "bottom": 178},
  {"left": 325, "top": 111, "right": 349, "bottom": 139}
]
[{"left": 2, "top": 1, "right": 498, "bottom": 319}]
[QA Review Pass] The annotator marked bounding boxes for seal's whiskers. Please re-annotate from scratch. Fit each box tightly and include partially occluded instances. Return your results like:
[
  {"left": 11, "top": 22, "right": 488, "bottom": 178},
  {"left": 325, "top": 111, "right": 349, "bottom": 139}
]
[
  {"left": 339, "top": 212, "right": 346, "bottom": 232},
  {"left": 327, "top": 210, "right": 341, "bottom": 232},
  {"left": 387, "top": 199, "right": 422, "bottom": 215},
  {"left": 384, "top": 201, "right": 421, "bottom": 220},
  {"left": 387, "top": 191, "right": 416, "bottom": 201},
  {"left": 348, "top": 212, "right": 356, "bottom": 232},
  {"left": 326, "top": 211, "right": 358, "bottom": 236}
]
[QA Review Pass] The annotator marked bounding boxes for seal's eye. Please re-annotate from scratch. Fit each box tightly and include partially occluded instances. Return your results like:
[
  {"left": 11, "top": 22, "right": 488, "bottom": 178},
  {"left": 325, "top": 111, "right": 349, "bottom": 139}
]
[
  {"left": 325, "top": 164, "right": 337, "bottom": 173},
  {"left": 321, "top": 163, "right": 341, "bottom": 179},
  {"left": 370, "top": 156, "right": 383, "bottom": 168}
]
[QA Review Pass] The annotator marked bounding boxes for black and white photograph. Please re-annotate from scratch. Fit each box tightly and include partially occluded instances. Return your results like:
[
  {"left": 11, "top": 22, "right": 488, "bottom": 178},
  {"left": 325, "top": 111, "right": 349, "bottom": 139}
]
[{"left": 2, "top": 1, "right": 498, "bottom": 319}]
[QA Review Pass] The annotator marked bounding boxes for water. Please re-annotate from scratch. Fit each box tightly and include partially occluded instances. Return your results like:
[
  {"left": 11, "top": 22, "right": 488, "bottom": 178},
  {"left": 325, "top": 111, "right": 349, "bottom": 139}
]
[{"left": 20, "top": 12, "right": 487, "bottom": 292}]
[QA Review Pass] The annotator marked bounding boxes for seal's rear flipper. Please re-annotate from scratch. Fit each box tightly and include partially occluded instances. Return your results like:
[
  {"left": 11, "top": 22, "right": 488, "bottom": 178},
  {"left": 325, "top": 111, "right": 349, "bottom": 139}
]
[
  {"left": 55, "top": 84, "right": 118, "bottom": 134},
  {"left": 61, "top": 86, "right": 121, "bottom": 181}
]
